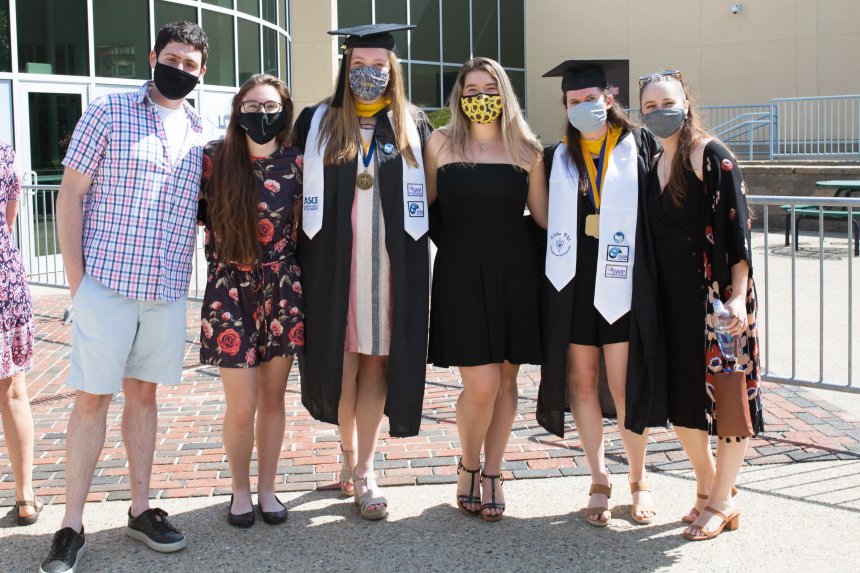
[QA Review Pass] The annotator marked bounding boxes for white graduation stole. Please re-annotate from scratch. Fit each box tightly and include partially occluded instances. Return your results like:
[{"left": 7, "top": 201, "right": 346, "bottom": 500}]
[
  {"left": 302, "top": 104, "right": 429, "bottom": 240},
  {"left": 545, "top": 135, "right": 639, "bottom": 324}
]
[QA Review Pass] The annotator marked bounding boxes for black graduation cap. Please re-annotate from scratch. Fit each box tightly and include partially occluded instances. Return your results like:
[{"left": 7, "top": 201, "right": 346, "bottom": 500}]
[
  {"left": 328, "top": 23, "right": 416, "bottom": 107},
  {"left": 543, "top": 59, "right": 626, "bottom": 92}
]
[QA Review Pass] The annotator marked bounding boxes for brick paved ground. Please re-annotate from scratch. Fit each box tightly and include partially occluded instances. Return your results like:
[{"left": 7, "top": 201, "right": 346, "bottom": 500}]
[{"left": 1, "top": 292, "right": 859, "bottom": 507}]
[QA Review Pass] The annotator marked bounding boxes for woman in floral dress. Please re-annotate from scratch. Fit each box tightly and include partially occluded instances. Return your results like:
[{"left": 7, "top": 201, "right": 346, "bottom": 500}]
[
  {"left": 0, "top": 141, "right": 41, "bottom": 525},
  {"left": 199, "top": 75, "right": 303, "bottom": 527}
]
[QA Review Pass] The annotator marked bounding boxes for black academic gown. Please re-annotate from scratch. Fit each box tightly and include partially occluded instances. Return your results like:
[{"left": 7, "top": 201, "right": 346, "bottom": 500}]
[
  {"left": 291, "top": 103, "right": 433, "bottom": 438},
  {"left": 536, "top": 127, "right": 659, "bottom": 438}
]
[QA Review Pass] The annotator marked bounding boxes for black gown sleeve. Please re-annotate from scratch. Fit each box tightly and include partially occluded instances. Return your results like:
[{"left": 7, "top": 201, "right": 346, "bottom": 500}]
[{"left": 290, "top": 105, "right": 318, "bottom": 153}]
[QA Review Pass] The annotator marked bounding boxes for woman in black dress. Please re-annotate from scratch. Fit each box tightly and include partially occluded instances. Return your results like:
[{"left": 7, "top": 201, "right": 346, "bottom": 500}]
[
  {"left": 199, "top": 74, "right": 302, "bottom": 527},
  {"left": 425, "top": 57, "right": 547, "bottom": 522},
  {"left": 628, "top": 71, "right": 763, "bottom": 541},
  {"left": 538, "top": 61, "right": 658, "bottom": 527}
]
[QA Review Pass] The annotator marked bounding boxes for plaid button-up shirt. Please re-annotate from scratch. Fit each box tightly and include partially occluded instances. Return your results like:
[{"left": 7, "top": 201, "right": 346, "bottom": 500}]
[{"left": 63, "top": 81, "right": 206, "bottom": 302}]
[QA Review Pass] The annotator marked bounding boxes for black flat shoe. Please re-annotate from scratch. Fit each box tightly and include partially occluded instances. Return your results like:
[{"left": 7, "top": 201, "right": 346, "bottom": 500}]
[
  {"left": 227, "top": 494, "right": 255, "bottom": 528},
  {"left": 258, "top": 495, "right": 287, "bottom": 525}
]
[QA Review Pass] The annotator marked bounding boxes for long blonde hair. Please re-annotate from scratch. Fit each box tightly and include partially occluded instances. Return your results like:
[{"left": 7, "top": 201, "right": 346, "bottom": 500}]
[
  {"left": 440, "top": 57, "right": 541, "bottom": 166},
  {"left": 318, "top": 48, "right": 418, "bottom": 167}
]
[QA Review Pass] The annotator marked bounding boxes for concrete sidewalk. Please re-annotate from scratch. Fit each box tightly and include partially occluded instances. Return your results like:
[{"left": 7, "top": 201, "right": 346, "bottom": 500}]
[{"left": 1, "top": 460, "right": 858, "bottom": 572}]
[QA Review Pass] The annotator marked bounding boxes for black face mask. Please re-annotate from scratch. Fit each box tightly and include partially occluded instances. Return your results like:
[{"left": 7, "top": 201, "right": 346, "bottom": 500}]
[
  {"left": 238, "top": 111, "right": 287, "bottom": 145},
  {"left": 153, "top": 62, "right": 199, "bottom": 100}
]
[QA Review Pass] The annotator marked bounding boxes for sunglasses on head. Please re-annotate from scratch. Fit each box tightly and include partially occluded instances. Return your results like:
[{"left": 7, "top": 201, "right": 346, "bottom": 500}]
[{"left": 638, "top": 69, "right": 683, "bottom": 89}]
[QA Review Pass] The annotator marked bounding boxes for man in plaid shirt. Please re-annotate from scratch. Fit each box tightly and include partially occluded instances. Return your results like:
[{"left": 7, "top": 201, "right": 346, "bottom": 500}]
[{"left": 42, "top": 22, "right": 210, "bottom": 573}]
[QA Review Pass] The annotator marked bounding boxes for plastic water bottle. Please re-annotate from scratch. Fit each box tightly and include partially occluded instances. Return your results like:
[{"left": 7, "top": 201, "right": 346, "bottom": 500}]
[{"left": 712, "top": 299, "right": 738, "bottom": 363}]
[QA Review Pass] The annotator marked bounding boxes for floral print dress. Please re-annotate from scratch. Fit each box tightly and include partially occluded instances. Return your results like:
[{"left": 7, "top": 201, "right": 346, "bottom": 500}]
[
  {"left": 199, "top": 141, "right": 304, "bottom": 368},
  {"left": 0, "top": 142, "right": 34, "bottom": 379}
]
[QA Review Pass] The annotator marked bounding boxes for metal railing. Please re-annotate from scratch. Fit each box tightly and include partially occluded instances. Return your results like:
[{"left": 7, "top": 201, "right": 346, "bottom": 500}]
[
  {"left": 629, "top": 95, "right": 860, "bottom": 161},
  {"left": 748, "top": 195, "right": 859, "bottom": 392},
  {"left": 16, "top": 184, "right": 208, "bottom": 299},
  {"left": 770, "top": 94, "right": 860, "bottom": 159}
]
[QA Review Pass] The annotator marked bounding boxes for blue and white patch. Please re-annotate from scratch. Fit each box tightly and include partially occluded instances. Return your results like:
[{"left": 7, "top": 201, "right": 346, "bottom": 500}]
[
  {"left": 550, "top": 232, "right": 572, "bottom": 256},
  {"left": 613, "top": 231, "right": 625, "bottom": 244},
  {"left": 604, "top": 264, "right": 628, "bottom": 279},
  {"left": 407, "top": 183, "right": 424, "bottom": 197},
  {"left": 407, "top": 200, "right": 425, "bottom": 217},
  {"left": 606, "top": 245, "right": 629, "bottom": 263}
]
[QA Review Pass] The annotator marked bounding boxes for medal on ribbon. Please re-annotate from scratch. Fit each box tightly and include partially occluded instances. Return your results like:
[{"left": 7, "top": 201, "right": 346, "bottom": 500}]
[{"left": 357, "top": 127, "right": 377, "bottom": 190}]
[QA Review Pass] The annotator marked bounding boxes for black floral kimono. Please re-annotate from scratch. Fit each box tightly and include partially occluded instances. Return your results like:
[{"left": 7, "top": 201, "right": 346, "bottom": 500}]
[{"left": 626, "top": 140, "right": 764, "bottom": 436}]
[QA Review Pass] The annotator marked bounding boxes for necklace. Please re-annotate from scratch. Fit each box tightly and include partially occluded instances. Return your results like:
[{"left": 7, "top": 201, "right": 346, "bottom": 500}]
[{"left": 659, "top": 153, "right": 672, "bottom": 188}]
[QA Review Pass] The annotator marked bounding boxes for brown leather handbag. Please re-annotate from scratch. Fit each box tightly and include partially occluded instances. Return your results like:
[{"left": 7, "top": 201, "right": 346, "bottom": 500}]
[{"left": 714, "top": 369, "right": 754, "bottom": 437}]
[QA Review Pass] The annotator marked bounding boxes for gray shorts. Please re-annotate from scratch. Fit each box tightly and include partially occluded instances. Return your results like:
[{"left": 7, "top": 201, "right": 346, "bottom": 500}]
[{"left": 67, "top": 274, "right": 187, "bottom": 395}]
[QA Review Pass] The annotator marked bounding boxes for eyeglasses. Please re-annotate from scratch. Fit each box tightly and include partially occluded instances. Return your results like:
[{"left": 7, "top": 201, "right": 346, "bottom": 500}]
[
  {"left": 638, "top": 70, "right": 683, "bottom": 89},
  {"left": 240, "top": 100, "right": 284, "bottom": 114}
]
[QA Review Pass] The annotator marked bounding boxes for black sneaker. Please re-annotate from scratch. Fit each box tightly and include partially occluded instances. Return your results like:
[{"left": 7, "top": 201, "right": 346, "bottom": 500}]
[
  {"left": 40, "top": 527, "right": 86, "bottom": 573},
  {"left": 125, "top": 508, "right": 187, "bottom": 553}
]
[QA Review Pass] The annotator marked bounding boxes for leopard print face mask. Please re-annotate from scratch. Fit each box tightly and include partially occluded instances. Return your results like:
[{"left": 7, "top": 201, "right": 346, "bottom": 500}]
[{"left": 460, "top": 93, "right": 503, "bottom": 124}]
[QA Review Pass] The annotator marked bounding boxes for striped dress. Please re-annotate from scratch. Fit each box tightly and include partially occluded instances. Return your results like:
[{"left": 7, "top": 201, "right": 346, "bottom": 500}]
[{"left": 344, "top": 126, "right": 392, "bottom": 356}]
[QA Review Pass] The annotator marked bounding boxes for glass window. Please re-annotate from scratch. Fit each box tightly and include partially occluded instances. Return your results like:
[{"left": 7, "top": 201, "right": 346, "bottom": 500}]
[
  {"left": 262, "top": 0, "right": 278, "bottom": 24},
  {"left": 238, "top": 18, "right": 261, "bottom": 84},
  {"left": 499, "top": 0, "right": 523, "bottom": 68},
  {"left": 93, "top": 0, "right": 150, "bottom": 80},
  {"left": 0, "top": 0, "right": 11, "bottom": 72},
  {"left": 202, "top": 10, "right": 235, "bottom": 86},
  {"left": 410, "top": 0, "right": 439, "bottom": 62},
  {"left": 237, "top": 0, "right": 260, "bottom": 17},
  {"left": 279, "top": 0, "right": 288, "bottom": 30},
  {"left": 263, "top": 26, "right": 278, "bottom": 76},
  {"left": 203, "top": 0, "right": 233, "bottom": 7},
  {"left": 472, "top": 0, "right": 498, "bottom": 61},
  {"left": 410, "top": 63, "right": 440, "bottom": 108},
  {"left": 375, "top": 0, "right": 407, "bottom": 58},
  {"left": 442, "top": 64, "right": 461, "bottom": 105},
  {"left": 18, "top": 0, "right": 88, "bottom": 76},
  {"left": 154, "top": 0, "right": 198, "bottom": 30},
  {"left": 441, "top": 0, "right": 469, "bottom": 63},
  {"left": 507, "top": 69, "right": 525, "bottom": 109},
  {"left": 279, "top": 34, "right": 288, "bottom": 84},
  {"left": 337, "top": 0, "right": 371, "bottom": 48}
]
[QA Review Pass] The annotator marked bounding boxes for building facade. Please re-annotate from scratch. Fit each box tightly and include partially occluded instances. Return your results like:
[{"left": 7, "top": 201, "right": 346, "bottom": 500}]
[{"left": 0, "top": 0, "right": 291, "bottom": 184}]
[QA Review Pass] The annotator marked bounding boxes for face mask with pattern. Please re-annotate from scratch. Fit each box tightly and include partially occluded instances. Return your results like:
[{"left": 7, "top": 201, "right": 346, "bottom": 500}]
[
  {"left": 460, "top": 93, "right": 503, "bottom": 124},
  {"left": 349, "top": 66, "right": 390, "bottom": 102}
]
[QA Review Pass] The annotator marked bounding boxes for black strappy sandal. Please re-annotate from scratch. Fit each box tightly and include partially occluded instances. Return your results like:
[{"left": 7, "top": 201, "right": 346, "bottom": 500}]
[
  {"left": 16, "top": 498, "right": 43, "bottom": 526},
  {"left": 480, "top": 473, "right": 505, "bottom": 522},
  {"left": 455, "top": 458, "right": 481, "bottom": 516}
]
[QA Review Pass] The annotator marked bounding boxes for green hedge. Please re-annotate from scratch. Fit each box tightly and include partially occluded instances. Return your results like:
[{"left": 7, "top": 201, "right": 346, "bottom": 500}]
[{"left": 426, "top": 108, "right": 452, "bottom": 129}]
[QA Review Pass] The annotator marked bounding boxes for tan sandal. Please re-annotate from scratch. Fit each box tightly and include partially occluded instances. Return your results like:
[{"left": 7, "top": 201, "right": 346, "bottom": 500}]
[
  {"left": 16, "top": 498, "right": 43, "bottom": 526},
  {"left": 681, "top": 506, "right": 740, "bottom": 541},
  {"left": 339, "top": 446, "right": 355, "bottom": 496},
  {"left": 584, "top": 479, "right": 612, "bottom": 527},
  {"left": 683, "top": 486, "right": 738, "bottom": 524},
  {"left": 353, "top": 474, "right": 388, "bottom": 520},
  {"left": 630, "top": 481, "right": 655, "bottom": 524}
]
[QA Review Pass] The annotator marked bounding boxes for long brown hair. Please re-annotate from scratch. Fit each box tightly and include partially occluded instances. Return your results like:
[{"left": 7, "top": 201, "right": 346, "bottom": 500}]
[
  {"left": 318, "top": 48, "right": 417, "bottom": 167},
  {"left": 440, "top": 57, "right": 541, "bottom": 167},
  {"left": 563, "top": 89, "right": 639, "bottom": 194},
  {"left": 208, "top": 74, "right": 293, "bottom": 264},
  {"left": 639, "top": 75, "right": 708, "bottom": 206}
]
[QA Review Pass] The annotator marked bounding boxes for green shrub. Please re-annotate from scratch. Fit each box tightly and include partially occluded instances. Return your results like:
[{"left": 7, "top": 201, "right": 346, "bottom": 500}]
[{"left": 426, "top": 107, "right": 452, "bottom": 129}]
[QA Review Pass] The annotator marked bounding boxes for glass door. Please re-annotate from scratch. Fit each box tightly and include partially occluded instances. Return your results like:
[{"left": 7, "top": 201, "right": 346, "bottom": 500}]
[{"left": 15, "top": 82, "right": 86, "bottom": 285}]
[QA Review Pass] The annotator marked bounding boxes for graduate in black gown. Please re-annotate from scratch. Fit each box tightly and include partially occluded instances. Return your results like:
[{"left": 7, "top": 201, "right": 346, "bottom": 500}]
[
  {"left": 630, "top": 71, "right": 763, "bottom": 541},
  {"left": 424, "top": 57, "right": 547, "bottom": 522},
  {"left": 538, "top": 61, "right": 659, "bottom": 527},
  {"left": 290, "top": 24, "right": 432, "bottom": 520}
]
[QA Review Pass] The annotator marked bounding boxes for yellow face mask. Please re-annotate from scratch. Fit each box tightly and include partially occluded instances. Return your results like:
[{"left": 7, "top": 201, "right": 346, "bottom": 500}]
[{"left": 460, "top": 93, "right": 503, "bottom": 124}]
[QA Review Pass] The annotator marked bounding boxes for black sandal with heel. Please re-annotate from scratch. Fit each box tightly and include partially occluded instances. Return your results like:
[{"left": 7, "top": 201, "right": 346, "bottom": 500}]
[
  {"left": 480, "top": 473, "right": 505, "bottom": 522},
  {"left": 456, "top": 458, "right": 481, "bottom": 516}
]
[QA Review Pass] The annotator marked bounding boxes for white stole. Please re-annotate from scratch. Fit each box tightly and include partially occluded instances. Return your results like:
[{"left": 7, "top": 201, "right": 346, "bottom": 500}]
[
  {"left": 545, "top": 135, "right": 639, "bottom": 324},
  {"left": 302, "top": 104, "right": 429, "bottom": 240}
]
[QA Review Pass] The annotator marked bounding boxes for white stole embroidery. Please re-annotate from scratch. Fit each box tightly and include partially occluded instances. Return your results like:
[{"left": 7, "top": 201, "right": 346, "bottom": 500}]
[
  {"left": 545, "top": 135, "right": 639, "bottom": 324},
  {"left": 302, "top": 104, "right": 428, "bottom": 240}
]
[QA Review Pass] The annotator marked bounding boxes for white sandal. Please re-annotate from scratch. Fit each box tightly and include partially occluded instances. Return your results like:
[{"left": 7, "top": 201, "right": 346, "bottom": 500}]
[
  {"left": 339, "top": 446, "right": 355, "bottom": 496},
  {"left": 353, "top": 474, "right": 388, "bottom": 520}
]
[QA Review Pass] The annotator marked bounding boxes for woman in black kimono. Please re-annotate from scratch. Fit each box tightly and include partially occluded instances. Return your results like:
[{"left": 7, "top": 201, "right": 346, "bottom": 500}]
[
  {"left": 538, "top": 60, "right": 659, "bottom": 527},
  {"left": 628, "top": 71, "right": 763, "bottom": 541},
  {"left": 290, "top": 24, "right": 432, "bottom": 520}
]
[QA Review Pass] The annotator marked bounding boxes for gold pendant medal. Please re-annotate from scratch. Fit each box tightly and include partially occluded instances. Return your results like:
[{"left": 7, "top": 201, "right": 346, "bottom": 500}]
[
  {"left": 585, "top": 213, "right": 600, "bottom": 238},
  {"left": 357, "top": 170, "right": 374, "bottom": 190}
]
